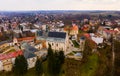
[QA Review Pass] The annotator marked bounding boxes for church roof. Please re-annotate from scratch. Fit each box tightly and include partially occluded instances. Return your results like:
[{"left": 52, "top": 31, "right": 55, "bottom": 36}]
[{"left": 48, "top": 32, "right": 66, "bottom": 39}]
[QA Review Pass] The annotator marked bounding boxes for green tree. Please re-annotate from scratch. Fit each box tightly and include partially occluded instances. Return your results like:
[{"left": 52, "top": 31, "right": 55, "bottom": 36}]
[
  {"left": 47, "top": 44, "right": 54, "bottom": 76},
  {"left": 35, "top": 59, "right": 43, "bottom": 76},
  {"left": 47, "top": 44, "right": 65, "bottom": 76},
  {"left": 58, "top": 51, "right": 65, "bottom": 64},
  {"left": 13, "top": 55, "right": 28, "bottom": 76},
  {"left": 53, "top": 51, "right": 65, "bottom": 76}
]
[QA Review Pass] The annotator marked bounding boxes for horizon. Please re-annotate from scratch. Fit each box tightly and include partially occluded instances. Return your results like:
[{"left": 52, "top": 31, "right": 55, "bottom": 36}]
[{"left": 0, "top": 10, "right": 119, "bottom": 12}]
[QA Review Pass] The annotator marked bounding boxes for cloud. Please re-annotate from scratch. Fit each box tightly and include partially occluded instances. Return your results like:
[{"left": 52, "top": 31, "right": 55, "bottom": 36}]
[
  {"left": 0, "top": 0, "right": 119, "bottom": 11},
  {"left": 76, "top": 0, "right": 119, "bottom": 2}
]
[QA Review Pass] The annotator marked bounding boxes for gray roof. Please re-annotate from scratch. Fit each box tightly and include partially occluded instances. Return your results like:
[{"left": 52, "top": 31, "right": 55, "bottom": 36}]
[
  {"left": 0, "top": 40, "right": 12, "bottom": 45},
  {"left": 22, "top": 42, "right": 37, "bottom": 59},
  {"left": 48, "top": 32, "right": 66, "bottom": 39},
  {"left": 24, "top": 49, "right": 36, "bottom": 59},
  {"left": 21, "top": 42, "right": 38, "bottom": 53},
  {"left": 36, "top": 31, "right": 67, "bottom": 42},
  {"left": 36, "top": 31, "right": 43, "bottom": 36}
]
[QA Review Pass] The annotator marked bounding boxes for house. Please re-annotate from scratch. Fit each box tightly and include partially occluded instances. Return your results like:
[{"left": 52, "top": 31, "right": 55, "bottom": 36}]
[
  {"left": 0, "top": 51, "right": 23, "bottom": 71},
  {"left": 21, "top": 42, "right": 37, "bottom": 69},
  {"left": 114, "top": 27, "right": 120, "bottom": 34},
  {"left": 70, "top": 24, "right": 79, "bottom": 36},
  {"left": 13, "top": 37, "right": 35, "bottom": 45},
  {"left": 97, "top": 26, "right": 117, "bottom": 40},
  {"left": 64, "top": 24, "right": 78, "bottom": 36},
  {"left": 81, "top": 24, "right": 90, "bottom": 32},
  {"left": 24, "top": 49, "right": 37, "bottom": 69},
  {"left": 91, "top": 36, "right": 104, "bottom": 45}
]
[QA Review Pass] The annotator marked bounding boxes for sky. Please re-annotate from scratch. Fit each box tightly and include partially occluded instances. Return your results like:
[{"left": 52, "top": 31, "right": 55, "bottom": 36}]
[{"left": 0, "top": 0, "right": 119, "bottom": 11}]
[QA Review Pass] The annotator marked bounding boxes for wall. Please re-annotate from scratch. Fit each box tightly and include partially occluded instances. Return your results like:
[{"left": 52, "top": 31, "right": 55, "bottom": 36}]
[{"left": 27, "top": 57, "right": 37, "bottom": 69}]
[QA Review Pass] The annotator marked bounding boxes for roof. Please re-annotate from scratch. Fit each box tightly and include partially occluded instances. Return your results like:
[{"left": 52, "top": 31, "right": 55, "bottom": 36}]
[
  {"left": 72, "top": 25, "right": 78, "bottom": 31},
  {"left": 83, "top": 33, "right": 90, "bottom": 38},
  {"left": 0, "top": 51, "right": 23, "bottom": 60},
  {"left": 37, "top": 31, "right": 43, "bottom": 36},
  {"left": 64, "top": 25, "right": 78, "bottom": 31},
  {"left": 24, "top": 50, "right": 36, "bottom": 59},
  {"left": 104, "top": 29, "right": 118, "bottom": 34},
  {"left": 80, "top": 36, "right": 85, "bottom": 40},
  {"left": 48, "top": 32, "right": 66, "bottom": 39},
  {"left": 22, "top": 43, "right": 37, "bottom": 59},
  {"left": 91, "top": 37, "right": 103, "bottom": 45},
  {"left": 0, "top": 40, "right": 12, "bottom": 46},
  {"left": 21, "top": 42, "right": 38, "bottom": 53}
]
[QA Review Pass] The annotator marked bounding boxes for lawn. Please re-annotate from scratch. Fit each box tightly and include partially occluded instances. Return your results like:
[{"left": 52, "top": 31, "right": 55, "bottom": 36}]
[
  {"left": 72, "top": 40, "right": 79, "bottom": 48},
  {"left": 6, "top": 49, "right": 16, "bottom": 53},
  {"left": 80, "top": 54, "right": 99, "bottom": 76}
]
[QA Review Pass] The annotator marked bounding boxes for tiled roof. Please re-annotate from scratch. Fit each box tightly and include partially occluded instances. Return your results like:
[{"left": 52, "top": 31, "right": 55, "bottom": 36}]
[
  {"left": 104, "top": 29, "right": 118, "bottom": 33},
  {"left": 0, "top": 40, "right": 12, "bottom": 46},
  {"left": 17, "top": 37, "right": 35, "bottom": 42},
  {"left": 24, "top": 49, "right": 36, "bottom": 59},
  {"left": 22, "top": 43, "right": 37, "bottom": 59},
  {"left": 0, "top": 51, "right": 23, "bottom": 60},
  {"left": 72, "top": 25, "right": 78, "bottom": 30}
]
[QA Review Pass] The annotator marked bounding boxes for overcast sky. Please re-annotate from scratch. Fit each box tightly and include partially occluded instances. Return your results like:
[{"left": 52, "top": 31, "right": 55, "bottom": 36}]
[{"left": 0, "top": 0, "right": 119, "bottom": 11}]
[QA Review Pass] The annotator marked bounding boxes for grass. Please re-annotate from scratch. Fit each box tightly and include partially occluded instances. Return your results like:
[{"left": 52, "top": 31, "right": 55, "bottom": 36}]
[
  {"left": 6, "top": 49, "right": 16, "bottom": 53},
  {"left": 72, "top": 40, "right": 79, "bottom": 48},
  {"left": 67, "top": 52, "right": 74, "bottom": 56},
  {"left": 1, "top": 46, "right": 10, "bottom": 52},
  {"left": 80, "top": 54, "right": 99, "bottom": 76}
]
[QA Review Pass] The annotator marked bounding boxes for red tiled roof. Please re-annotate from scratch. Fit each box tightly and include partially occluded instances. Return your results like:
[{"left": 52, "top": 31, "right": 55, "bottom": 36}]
[
  {"left": 17, "top": 37, "right": 35, "bottom": 42},
  {"left": 72, "top": 25, "right": 78, "bottom": 30},
  {"left": 104, "top": 30, "right": 118, "bottom": 33},
  {"left": 83, "top": 33, "right": 90, "bottom": 38},
  {"left": 64, "top": 25, "right": 78, "bottom": 31},
  {"left": 0, "top": 51, "right": 23, "bottom": 60}
]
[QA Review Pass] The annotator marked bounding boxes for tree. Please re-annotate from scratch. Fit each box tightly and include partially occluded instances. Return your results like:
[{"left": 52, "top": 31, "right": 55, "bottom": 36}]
[
  {"left": 58, "top": 51, "right": 65, "bottom": 64},
  {"left": 47, "top": 44, "right": 65, "bottom": 76},
  {"left": 47, "top": 44, "right": 54, "bottom": 76},
  {"left": 1, "top": 27, "right": 4, "bottom": 33},
  {"left": 53, "top": 51, "right": 65, "bottom": 76},
  {"left": 35, "top": 59, "right": 43, "bottom": 76},
  {"left": 13, "top": 55, "right": 28, "bottom": 76}
]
